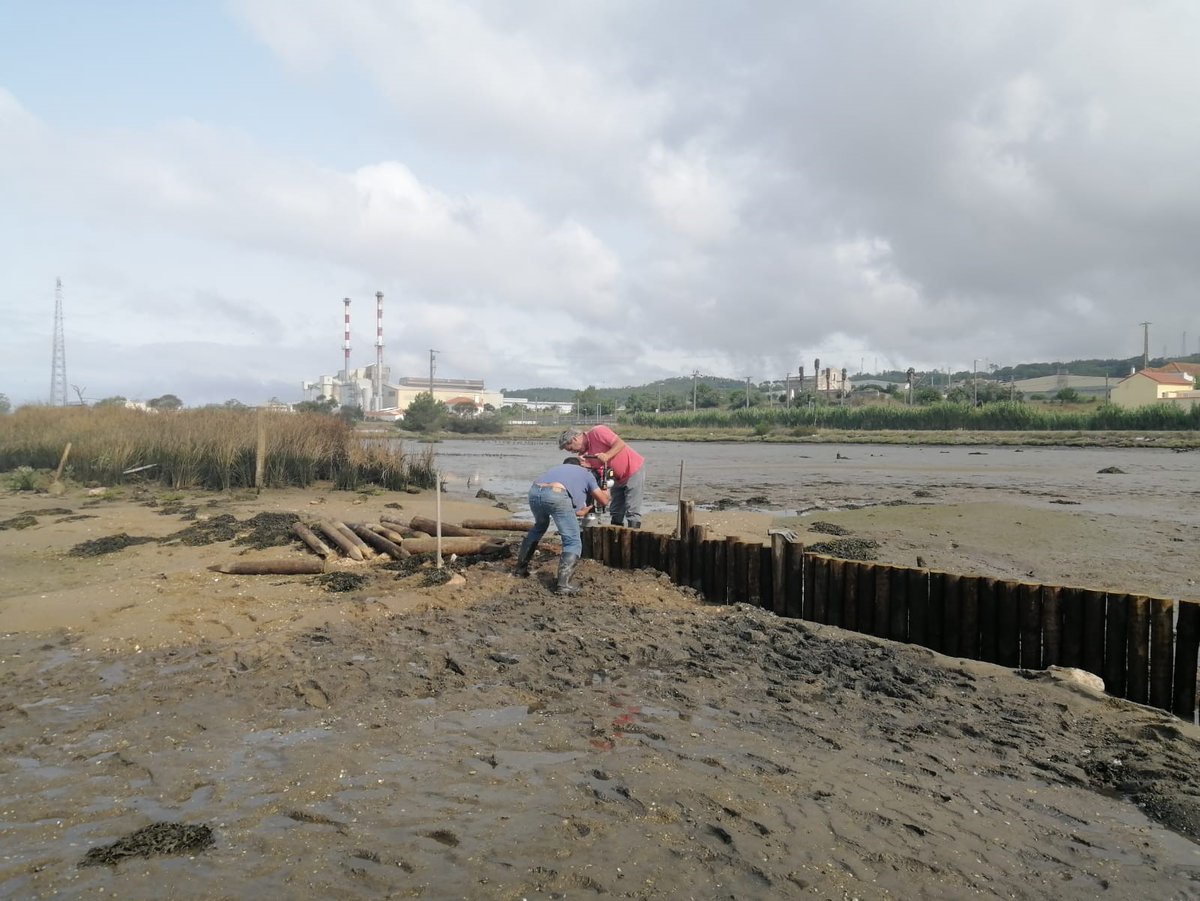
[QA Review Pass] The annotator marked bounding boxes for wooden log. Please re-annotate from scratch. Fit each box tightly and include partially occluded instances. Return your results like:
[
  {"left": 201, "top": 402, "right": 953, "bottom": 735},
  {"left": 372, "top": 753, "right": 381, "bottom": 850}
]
[
  {"left": 746, "top": 542, "right": 763, "bottom": 607},
  {"left": 842, "top": 560, "right": 860, "bottom": 629},
  {"left": 620, "top": 527, "right": 634, "bottom": 569},
  {"left": 941, "top": 573, "right": 961, "bottom": 657},
  {"left": 371, "top": 523, "right": 408, "bottom": 546},
  {"left": 1149, "top": 597, "right": 1174, "bottom": 712},
  {"left": 700, "top": 539, "right": 710, "bottom": 602},
  {"left": 908, "top": 567, "right": 928, "bottom": 648},
  {"left": 378, "top": 514, "right": 433, "bottom": 538},
  {"left": 957, "top": 576, "right": 979, "bottom": 659},
  {"left": 460, "top": 519, "right": 534, "bottom": 532},
  {"left": 1081, "top": 588, "right": 1107, "bottom": 678},
  {"left": 1126, "top": 595, "right": 1150, "bottom": 705},
  {"left": 608, "top": 527, "right": 622, "bottom": 569},
  {"left": 410, "top": 516, "right": 485, "bottom": 538},
  {"left": 811, "top": 555, "right": 829, "bottom": 623},
  {"left": 889, "top": 565, "right": 909, "bottom": 643},
  {"left": 1018, "top": 583, "right": 1042, "bottom": 669},
  {"left": 827, "top": 558, "right": 845, "bottom": 628},
  {"left": 925, "top": 571, "right": 945, "bottom": 654},
  {"left": 334, "top": 520, "right": 374, "bottom": 558},
  {"left": 689, "top": 525, "right": 708, "bottom": 592},
  {"left": 724, "top": 536, "right": 739, "bottom": 605},
  {"left": 1041, "top": 585, "right": 1062, "bottom": 667},
  {"left": 785, "top": 540, "right": 803, "bottom": 617},
  {"left": 724, "top": 542, "right": 744, "bottom": 607},
  {"left": 315, "top": 520, "right": 363, "bottom": 561},
  {"left": 978, "top": 578, "right": 998, "bottom": 664},
  {"left": 760, "top": 545, "right": 773, "bottom": 610},
  {"left": 667, "top": 536, "right": 680, "bottom": 585},
  {"left": 657, "top": 533, "right": 671, "bottom": 575},
  {"left": 856, "top": 563, "right": 875, "bottom": 634},
  {"left": 996, "top": 580, "right": 1020, "bottom": 668},
  {"left": 872, "top": 564, "right": 891, "bottom": 639},
  {"left": 1104, "top": 593, "right": 1130, "bottom": 699},
  {"left": 581, "top": 525, "right": 594, "bottom": 559},
  {"left": 678, "top": 499, "right": 694, "bottom": 540},
  {"left": 771, "top": 533, "right": 788, "bottom": 616},
  {"left": 712, "top": 539, "right": 728, "bottom": 605},
  {"left": 53, "top": 441, "right": 72, "bottom": 483},
  {"left": 292, "top": 521, "right": 334, "bottom": 559},
  {"left": 216, "top": 558, "right": 325, "bottom": 575},
  {"left": 349, "top": 524, "right": 408, "bottom": 560},
  {"left": 1173, "top": 601, "right": 1200, "bottom": 720},
  {"left": 1059, "top": 587, "right": 1082, "bottom": 669},
  {"left": 400, "top": 536, "right": 509, "bottom": 556}
]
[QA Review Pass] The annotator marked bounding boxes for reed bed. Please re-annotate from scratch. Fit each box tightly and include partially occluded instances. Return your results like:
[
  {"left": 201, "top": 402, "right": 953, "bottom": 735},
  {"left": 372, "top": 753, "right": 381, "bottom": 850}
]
[
  {"left": 628, "top": 400, "right": 1200, "bottom": 432},
  {"left": 0, "top": 406, "right": 436, "bottom": 491}
]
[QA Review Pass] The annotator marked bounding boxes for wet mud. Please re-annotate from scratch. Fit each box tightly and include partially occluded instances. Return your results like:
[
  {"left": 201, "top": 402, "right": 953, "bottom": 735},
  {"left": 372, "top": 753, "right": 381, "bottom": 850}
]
[{"left": 4, "top": 561, "right": 1200, "bottom": 898}]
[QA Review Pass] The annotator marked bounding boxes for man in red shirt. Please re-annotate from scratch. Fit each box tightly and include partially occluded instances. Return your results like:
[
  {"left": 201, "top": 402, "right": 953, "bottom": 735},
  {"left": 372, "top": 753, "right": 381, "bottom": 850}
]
[{"left": 558, "top": 426, "right": 645, "bottom": 529}]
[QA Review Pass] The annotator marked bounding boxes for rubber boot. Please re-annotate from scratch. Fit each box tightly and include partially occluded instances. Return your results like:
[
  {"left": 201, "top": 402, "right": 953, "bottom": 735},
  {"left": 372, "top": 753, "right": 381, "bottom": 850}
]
[
  {"left": 514, "top": 543, "right": 534, "bottom": 578},
  {"left": 555, "top": 553, "right": 581, "bottom": 595}
]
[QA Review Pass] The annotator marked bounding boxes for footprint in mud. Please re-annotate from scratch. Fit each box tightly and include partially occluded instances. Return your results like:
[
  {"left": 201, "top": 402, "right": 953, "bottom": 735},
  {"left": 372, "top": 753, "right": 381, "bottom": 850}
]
[
  {"left": 423, "top": 829, "right": 460, "bottom": 847},
  {"left": 296, "top": 679, "right": 329, "bottom": 709}
]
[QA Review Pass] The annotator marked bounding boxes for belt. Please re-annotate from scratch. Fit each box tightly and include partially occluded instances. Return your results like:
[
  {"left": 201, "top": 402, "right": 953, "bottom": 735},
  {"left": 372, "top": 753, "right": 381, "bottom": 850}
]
[{"left": 535, "top": 482, "right": 566, "bottom": 492}]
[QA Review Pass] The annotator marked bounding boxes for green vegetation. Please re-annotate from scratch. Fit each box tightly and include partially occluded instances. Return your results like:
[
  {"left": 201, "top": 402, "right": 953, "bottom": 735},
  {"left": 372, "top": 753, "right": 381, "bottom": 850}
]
[
  {"left": 0, "top": 406, "right": 436, "bottom": 491},
  {"left": 624, "top": 400, "right": 1200, "bottom": 432},
  {"left": 400, "top": 392, "right": 448, "bottom": 432}
]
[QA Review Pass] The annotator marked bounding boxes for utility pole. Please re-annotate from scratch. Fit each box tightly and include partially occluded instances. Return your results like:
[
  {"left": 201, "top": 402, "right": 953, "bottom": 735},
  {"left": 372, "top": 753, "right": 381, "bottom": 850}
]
[
  {"left": 429, "top": 349, "right": 439, "bottom": 397},
  {"left": 973, "top": 359, "right": 979, "bottom": 407},
  {"left": 50, "top": 277, "right": 67, "bottom": 406},
  {"left": 692, "top": 369, "right": 699, "bottom": 411},
  {"left": 1140, "top": 321, "right": 1151, "bottom": 370},
  {"left": 745, "top": 377, "right": 751, "bottom": 409}
]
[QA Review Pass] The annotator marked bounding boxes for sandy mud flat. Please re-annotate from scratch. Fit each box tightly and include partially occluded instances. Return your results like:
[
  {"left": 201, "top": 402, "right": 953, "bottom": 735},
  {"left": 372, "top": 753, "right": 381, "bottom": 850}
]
[{"left": 2, "top": 476, "right": 1200, "bottom": 899}]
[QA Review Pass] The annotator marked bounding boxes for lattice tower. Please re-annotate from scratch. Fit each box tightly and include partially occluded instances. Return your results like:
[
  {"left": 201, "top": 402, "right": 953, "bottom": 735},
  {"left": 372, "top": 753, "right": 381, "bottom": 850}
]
[{"left": 50, "top": 277, "right": 67, "bottom": 406}]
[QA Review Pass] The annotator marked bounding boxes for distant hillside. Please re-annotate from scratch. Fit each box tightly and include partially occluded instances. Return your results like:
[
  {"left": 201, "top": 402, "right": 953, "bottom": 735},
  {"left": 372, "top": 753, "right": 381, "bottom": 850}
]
[
  {"left": 503, "top": 375, "right": 745, "bottom": 402},
  {"left": 503, "top": 354, "right": 1200, "bottom": 399}
]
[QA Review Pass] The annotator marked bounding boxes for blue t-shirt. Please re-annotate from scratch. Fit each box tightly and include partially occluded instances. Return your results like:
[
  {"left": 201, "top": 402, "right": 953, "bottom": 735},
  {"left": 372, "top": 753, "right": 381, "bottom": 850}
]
[{"left": 533, "top": 463, "right": 599, "bottom": 510}]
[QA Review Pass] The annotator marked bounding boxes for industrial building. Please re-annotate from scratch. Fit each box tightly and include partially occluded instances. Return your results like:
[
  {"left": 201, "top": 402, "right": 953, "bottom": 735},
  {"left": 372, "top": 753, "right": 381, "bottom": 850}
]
[{"left": 300, "top": 293, "right": 504, "bottom": 419}]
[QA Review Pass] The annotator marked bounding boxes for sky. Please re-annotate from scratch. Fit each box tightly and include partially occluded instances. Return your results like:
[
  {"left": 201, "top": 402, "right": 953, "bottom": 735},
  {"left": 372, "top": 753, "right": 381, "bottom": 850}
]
[{"left": 3, "top": 0, "right": 1200, "bottom": 407}]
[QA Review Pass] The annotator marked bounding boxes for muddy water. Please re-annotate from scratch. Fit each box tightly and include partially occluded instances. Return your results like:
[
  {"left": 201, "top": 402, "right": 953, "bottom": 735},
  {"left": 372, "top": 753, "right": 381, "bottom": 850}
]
[{"left": 427, "top": 438, "right": 1200, "bottom": 523}]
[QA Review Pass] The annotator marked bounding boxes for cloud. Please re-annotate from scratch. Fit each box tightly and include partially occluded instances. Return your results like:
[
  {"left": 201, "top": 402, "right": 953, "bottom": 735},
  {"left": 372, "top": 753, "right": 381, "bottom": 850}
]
[{"left": 4, "top": 1, "right": 1200, "bottom": 407}]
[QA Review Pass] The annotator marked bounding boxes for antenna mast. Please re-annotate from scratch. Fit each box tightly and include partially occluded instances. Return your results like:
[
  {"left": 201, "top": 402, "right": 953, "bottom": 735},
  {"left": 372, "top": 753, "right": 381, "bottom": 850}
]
[{"left": 50, "top": 277, "right": 67, "bottom": 406}]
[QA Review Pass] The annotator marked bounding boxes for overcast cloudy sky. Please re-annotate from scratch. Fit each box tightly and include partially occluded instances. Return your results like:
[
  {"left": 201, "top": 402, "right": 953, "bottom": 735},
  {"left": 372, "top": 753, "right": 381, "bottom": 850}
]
[{"left": 3, "top": 1, "right": 1199, "bottom": 407}]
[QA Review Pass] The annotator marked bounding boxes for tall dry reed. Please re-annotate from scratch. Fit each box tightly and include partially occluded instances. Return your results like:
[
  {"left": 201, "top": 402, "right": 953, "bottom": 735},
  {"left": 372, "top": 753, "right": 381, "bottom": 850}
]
[{"left": 0, "top": 406, "right": 436, "bottom": 491}]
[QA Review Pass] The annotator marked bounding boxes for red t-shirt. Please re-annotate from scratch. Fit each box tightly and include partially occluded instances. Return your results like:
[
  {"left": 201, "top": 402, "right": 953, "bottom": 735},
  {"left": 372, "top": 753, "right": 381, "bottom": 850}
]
[{"left": 582, "top": 425, "right": 644, "bottom": 485}]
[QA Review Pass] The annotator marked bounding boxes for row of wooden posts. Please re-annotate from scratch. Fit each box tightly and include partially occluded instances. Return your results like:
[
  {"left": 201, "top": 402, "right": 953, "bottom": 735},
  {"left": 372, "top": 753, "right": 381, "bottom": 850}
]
[{"left": 579, "top": 502, "right": 1199, "bottom": 722}]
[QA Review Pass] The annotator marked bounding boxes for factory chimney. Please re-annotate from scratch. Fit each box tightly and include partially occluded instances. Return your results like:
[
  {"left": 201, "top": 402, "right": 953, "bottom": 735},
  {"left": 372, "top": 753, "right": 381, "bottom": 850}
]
[
  {"left": 375, "top": 291, "right": 384, "bottom": 412},
  {"left": 343, "top": 298, "right": 352, "bottom": 406}
]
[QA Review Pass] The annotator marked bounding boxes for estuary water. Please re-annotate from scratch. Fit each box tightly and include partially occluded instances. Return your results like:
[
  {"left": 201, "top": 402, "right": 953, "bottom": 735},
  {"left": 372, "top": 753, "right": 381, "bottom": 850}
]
[{"left": 414, "top": 437, "right": 1200, "bottom": 524}]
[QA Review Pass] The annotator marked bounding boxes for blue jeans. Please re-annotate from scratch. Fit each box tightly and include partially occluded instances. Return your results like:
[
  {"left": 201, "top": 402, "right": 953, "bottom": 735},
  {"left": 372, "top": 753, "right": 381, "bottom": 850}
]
[
  {"left": 609, "top": 466, "right": 645, "bottom": 528},
  {"left": 518, "top": 485, "right": 582, "bottom": 559}
]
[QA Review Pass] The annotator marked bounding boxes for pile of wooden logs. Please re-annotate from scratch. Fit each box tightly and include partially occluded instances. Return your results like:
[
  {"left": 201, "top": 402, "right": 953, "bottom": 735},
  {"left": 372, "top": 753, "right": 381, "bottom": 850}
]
[{"left": 216, "top": 514, "right": 541, "bottom": 575}]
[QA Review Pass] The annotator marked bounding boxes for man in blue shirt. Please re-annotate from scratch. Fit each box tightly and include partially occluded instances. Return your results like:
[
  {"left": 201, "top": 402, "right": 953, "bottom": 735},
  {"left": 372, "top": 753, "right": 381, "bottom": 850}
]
[{"left": 515, "top": 457, "right": 611, "bottom": 594}]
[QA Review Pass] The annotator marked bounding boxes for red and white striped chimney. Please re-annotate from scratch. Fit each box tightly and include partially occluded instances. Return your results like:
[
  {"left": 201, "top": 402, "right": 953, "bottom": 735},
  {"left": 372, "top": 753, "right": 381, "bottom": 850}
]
[
  {"left": 342, "top": 298, "right": 352, "bottom": 404},
  {"left": 374, "top": 292, "right": 384, "bottom": 412}
]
